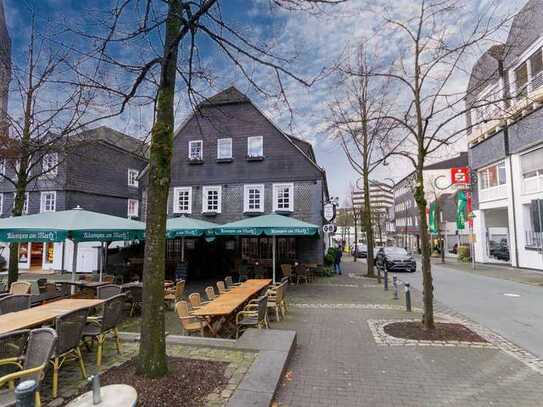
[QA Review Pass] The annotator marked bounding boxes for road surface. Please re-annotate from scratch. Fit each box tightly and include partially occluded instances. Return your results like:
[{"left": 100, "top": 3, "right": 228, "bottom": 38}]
[{"left": 399, "top": 261, "right": 543, "bottom": 359}]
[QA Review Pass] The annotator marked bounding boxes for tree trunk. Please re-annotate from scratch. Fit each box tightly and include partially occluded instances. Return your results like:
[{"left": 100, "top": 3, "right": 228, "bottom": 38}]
[
  {"left": 353, "top": 210, "right": 358, "bottom": 262},
  {"left": 8, "top": 168, "right": 30, "bottom": 286},
  {"left": 137, "top": 0, "right": 181, "bottom": 378},
  {"left": 414, "top": 165, "right": 434, "bottom": 329},
  {"left": 363, "top": 173, "right": 375, "bottom": 277}
]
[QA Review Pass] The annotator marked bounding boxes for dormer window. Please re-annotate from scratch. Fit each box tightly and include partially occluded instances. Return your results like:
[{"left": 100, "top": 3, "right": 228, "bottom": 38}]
[
  {"left": 247, "top": 136, "right": 263, "bottom": 159},
  {"left": 189, "top": 140, "right": 203, "bottom": 161}
]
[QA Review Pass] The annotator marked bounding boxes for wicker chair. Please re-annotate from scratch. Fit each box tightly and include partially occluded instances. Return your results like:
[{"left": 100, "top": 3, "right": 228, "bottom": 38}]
[
  {"left": 188, "top": 293, "right": 209, "bottom": 310},
  {"left": 164, "top": 280, "right": 185, "bottom": 308},
  {"left": 235, "top": 295, "right": 268, "bottom": 339},
  {"left": 205, "top": 286, "right": 217, "bottom": 301},
  {"left": 50, "top": 308, "right": 89, "bottom": 398},
  {"left": 295, "top": 264, "right": 310, "bottom": 285},
  {"left": 0, "top": 328, "right": 57, "bottom": 407},
  {"left": 224, "top": 276, "right": 241, "bottom": 290},
  {"left": 0, "top": 295, "right": 31, "bottom": 315},
  {"left": 267, "top": 283, "right": 286, "bottom": 321},
  {"left": 82, "top": 294, "right": 125, "bottom": 368},
  {"left": 123, "top": 285, "right": 143, "bottom": 317},
  {"left": 97, "top": 284, "right": 122, "bottom": 300},
  {"left": 8, "top": 282, "right": 31, "bottom": 295},
  {"left": 216, "top": 281, "right": 229, "bottom": 294},
  {"left": 175, "top": 301, "right": 213, "bottom": 337}
]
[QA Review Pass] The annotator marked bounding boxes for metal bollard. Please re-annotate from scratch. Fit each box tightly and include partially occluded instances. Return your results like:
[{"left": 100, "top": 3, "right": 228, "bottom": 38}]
[
  {"left": 404, "top": 283, "right": 412, "bottom": 312},
  {"left": 15, "top": 380, "right": 37, "bottom": 407},
  {"left": 393, "top": 274, "right": 399, "bottom": 300},
  {"left": 91, "top": 374, "right": 102, "bottom": 405},
  {"left": 383, "top": 268, "right": 388, "bottom": 291}
]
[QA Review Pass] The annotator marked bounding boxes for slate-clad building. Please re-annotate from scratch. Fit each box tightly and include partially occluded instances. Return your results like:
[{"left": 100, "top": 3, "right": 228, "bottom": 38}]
[
  {"left": 141, "top": 87, "right": 328, "bottom": 278},
  {"left": 0, "top": 126, "right": 147, "bottom": 272},
  {"left": 465, "top": 0, "right": 543, "bottom": 269}
]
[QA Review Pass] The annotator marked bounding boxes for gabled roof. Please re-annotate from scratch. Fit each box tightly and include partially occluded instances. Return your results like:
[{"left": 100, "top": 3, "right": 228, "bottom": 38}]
[
  {"left": 78, "top": 126, "right": 146, "bottom": 158},
  {"left": 200, "top": 86, "right": 250, "bottom": 106}
]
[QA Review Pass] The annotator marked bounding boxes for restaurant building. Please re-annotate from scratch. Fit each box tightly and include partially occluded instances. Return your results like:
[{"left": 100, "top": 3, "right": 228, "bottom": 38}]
[
  {"left": 0, "top": 127, "right": 147, "bottom": 272},
  {"left": 141, "top": 87, "right": 328, "bottom": 278}
]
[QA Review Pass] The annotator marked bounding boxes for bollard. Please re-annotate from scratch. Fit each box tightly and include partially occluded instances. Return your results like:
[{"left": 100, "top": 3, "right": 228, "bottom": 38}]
[
  {"left": 15, "top": 380, "right": 37, "bottom": 407},
  {"left": 91, "top": 374, "right": 102, "bottom": 405},
  {"left": 383, "top": 268, "right": 388, "bottom": 291},
  {"left": 405, "top": 283, "right": 412, "bottom": 312},
  {"left": 393, "top": 274, "right": 399, "bottom": 300}
]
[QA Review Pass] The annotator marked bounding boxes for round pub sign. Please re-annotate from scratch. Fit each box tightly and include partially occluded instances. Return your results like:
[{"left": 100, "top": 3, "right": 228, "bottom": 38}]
[{"left": 323, "top": 203, "right": 336, "bottom": 222}]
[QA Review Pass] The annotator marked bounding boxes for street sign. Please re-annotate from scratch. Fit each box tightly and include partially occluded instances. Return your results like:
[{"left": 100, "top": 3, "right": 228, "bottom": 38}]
[
  {"left": 323, "top": 203, "right": 336, "bottom": 222},
  {"left": 451, "top": 167, "right": 470, "bottom": 185},
  {"left": 322, "top": 224, "right": 337, "bottom": 234}
]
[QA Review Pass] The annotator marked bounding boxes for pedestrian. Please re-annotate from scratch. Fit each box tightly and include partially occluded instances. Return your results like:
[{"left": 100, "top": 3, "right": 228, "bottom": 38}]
[{"left": 334, "top": 245, "right": 343, "bottom": 275}]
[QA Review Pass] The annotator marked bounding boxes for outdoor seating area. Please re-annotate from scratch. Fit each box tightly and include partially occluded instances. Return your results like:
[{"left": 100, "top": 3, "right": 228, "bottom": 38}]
[{"left": 0, "top": 296, "right": 128, "bottom": 404}]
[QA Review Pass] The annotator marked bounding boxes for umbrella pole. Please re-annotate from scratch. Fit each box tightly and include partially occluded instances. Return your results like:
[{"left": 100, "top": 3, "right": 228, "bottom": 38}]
[
  {"left": 99, "top": 242, "right": 104, "bottom": 282},
  {"left": 71, "top": 240, "right": 78, "bottom": 295},
  {"left": 181, "top": 237, "right": 185, "bottom": 263},
  {"left": 272, "top": 236, "right": 276, "bottom": 284}
]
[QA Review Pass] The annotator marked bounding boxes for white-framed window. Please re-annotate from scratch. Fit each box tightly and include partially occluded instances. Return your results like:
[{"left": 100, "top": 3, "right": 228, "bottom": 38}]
[
  {"left": 42, "top": 153, "right": 58, "bottom": 177},
  {"left": 173, "top": 187, "right": 192, "bottom": 214},
  {"left": 217, "top": 138, "right": 232, "bottom": 159},
  {"left": 127, "top": 199, "right": 139, "bottom": 217},
  {"left": 0, "top": 159, "right": 5, "bottom": 177},
  {"left": 273, "top": 183, "right": 294, "bottom": 212},
  {"left": 128, "top": 169, "right": 139, "bottom": 187},
  {"left": 189, "top": 140, "right": 203, "bottom": 160},
  {"left": 0, "top": 193, "right": 3, "bottom": 215},
  {"left": 202, "top": 186, "right": 221, "bottom": 213},
  {"left": 478, "top": 161, "right": 506, "bottom": 190},
  {"left": 244, "top": 184, "right": 264, "bottom": 213},
  {"left": 40, "top": 191, "right": 56, "bottom": 213},
  {"left": 247, "top": 136, "right": 263, "bottom": 158},
  {"left": 12, "top": 192, "right": 29, "bottom": 214}
]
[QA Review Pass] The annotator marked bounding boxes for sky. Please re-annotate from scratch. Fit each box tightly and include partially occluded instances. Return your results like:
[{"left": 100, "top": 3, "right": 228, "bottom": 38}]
[{"left": 3, "top": 0, "right": 527, "bottom": 204}]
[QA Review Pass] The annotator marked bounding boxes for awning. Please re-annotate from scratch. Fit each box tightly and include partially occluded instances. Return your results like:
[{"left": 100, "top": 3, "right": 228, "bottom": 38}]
[
  {"left": 214, "top": 213, "right": 319, "bottom": 236},
  {"left": 166, "top": 217, "right": 218, "bottom": 238},
  {"left": 0, "top": 208, "right": 146, "bottom": 243}
]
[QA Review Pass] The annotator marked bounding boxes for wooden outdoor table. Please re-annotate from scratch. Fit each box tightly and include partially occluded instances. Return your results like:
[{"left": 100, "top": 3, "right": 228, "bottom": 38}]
[
  {"left": 192, "top": 279, "right": 271, "bottom": 318},
  {"left": 0, "top": 298, "right": 105, "bottom": 335},
  {"left": 62, "top": 281, "right": 110, "bottom": 288}
]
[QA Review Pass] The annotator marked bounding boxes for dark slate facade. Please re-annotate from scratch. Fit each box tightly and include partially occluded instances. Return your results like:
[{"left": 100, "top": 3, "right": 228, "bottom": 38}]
[
  {"left": 142, "top": 87, "right": 328, "bottom": 265},
  {"left": 0, "top": 126, "right": 147, "bottom": 218}
]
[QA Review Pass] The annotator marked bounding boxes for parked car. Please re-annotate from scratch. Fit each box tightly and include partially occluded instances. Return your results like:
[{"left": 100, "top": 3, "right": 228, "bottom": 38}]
[
  {"left": 376, "top": 247, "right": 416, "bottom": 272},
  {"left": 351, "top": 244, "right": 367, "bottom": 258}
]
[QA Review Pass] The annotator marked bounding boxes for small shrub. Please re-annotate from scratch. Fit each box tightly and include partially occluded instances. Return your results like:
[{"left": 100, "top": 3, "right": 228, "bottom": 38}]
[
  {"left": 324, "top": 253, "right": 335, "bottom": 266},
  {"left": 457, "top": 245, "right": 471, "bottom": 263},
  {"left": 315, "top": 266, "right": 335, "bottom": 277}
]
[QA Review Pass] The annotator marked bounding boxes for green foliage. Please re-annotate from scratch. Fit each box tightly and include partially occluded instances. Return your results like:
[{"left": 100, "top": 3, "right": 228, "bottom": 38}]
[
  {"left": 457, "top": 245, "right": 471, "bottom": 263},
  {"left": 324, "top": 247, "right": 338, "bottom": 266},
  {"left": 315, "top": 266, "right": 335, "bottom": 277}
]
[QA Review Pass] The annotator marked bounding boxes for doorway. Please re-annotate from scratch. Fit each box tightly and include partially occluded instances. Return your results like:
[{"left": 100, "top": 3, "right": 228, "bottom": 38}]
[{"left": 30, "top": 242, "right": 44, "bottom": 268}]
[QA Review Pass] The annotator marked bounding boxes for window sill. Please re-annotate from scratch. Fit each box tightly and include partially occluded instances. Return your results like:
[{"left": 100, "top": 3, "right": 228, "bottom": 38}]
[
  {"left": 188, "top": 159, "right": 204, "bottom": 165},
  {"left": 202, "top": 211, "right": 219, "bottom": 217},
  {"left": 244, "top": 211, "right": 264, "bottom": 216},
  {"left": 246, "top": 156, "right": 264, "bottom": 162},
  {"left": 216, "top": 158, "right": 233, "bottom": 163},
  {"left": 274, "top": 210, "right": 293, "bottom": 215}
]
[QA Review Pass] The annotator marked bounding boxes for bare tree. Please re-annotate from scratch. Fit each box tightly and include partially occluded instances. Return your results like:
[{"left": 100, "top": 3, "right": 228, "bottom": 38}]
[
  {"left": 329, "top": 46, "right": 401, "bottom": 277},
  {"left": 0, "top": 15, "right": 95, "bottom": 285},
  {"left": 71, "top": 0, "right": 344, "bottom": 378},
  {"left": 353, "top": 0, "right": 513, "bottom": 329}
]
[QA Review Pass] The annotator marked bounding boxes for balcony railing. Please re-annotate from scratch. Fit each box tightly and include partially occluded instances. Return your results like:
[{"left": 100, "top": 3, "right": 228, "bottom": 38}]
[
  {"left": 525, "top": 230, "right": 543, "bottom": 251},
  {"left": 522, "top": 175, "right": 543, "bottom": 195},
  {"left": 479, "top": 184, "right": 508, "bottom": 203}
]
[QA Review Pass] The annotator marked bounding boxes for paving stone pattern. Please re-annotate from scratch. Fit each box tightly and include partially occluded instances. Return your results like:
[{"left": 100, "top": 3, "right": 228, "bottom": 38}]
[{"left": 273, "top": 259, "right": 543, "bottom": 407}]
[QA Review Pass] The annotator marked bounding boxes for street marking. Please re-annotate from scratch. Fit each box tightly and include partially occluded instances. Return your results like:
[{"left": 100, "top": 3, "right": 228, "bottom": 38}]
[{"left": 504, "top": 293, "right": 520, "bottom": 297}]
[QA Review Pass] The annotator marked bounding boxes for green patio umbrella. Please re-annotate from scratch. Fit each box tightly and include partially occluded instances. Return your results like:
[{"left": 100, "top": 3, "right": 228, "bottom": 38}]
[
  {"left": 215, "top": 213, "right": 319, "bottom": 282},
  {"left": 0, "top": 207, "right": 145, "bottom": 283},
  {"left": 166, "top": 217, "right": 218, "bottom": 262}
]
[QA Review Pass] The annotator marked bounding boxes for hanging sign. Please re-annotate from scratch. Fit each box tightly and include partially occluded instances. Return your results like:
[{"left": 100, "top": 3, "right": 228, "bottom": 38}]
[
  {"left": 322, "top": 224, "right": 337, "bottom": 234},
  {"left": 451, "top": 167, "right": 470, "bottom": 185},
  {"left": 323, "top": 203, "right": 336, "bottom": 222}
]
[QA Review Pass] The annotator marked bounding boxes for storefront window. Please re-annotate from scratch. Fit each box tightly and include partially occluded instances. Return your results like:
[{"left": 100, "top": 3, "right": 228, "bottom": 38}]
[
  {"left": 46, "top": 242, "right": 55, "bottom": 263},
  {"left": 18, "top": 243, "right": 29, "bottom": 263}
]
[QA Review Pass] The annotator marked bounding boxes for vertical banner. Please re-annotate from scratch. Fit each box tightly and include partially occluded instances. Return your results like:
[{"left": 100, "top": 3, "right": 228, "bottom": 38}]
[
  {"left": 466, "top": 191, "right": 473, "bottom": 228},
  {"left": 456, "top": 191, "right": 467, "bottom": 230},
  {"left": 429, "top": 202, "right": 438, "bottom": 234}
]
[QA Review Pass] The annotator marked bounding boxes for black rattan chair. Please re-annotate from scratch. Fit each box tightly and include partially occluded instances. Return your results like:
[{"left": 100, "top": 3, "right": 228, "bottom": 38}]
[
  {"left": 50, "top": 308, "right": 89, "bottom": 398},
  {"left": 235, "top": 295, "right": 268, "bottom": 339},
  {"left": 0, "top": 328, "right": 57, "bottom": 407},
  {"left": 82, "top": 294, "right": 125, "bottom": 368},
  {"left": 0, "top": 295, "right": 31, "bottom": 315},
  {"left": 123, "top": 285, "right": 143, "bottom": 317},
  {"left": 97, "top": 284, "right": 122, "bottom": 300}
]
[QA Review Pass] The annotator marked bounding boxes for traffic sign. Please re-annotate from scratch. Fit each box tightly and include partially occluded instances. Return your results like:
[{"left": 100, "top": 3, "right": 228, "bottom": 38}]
[
  {"left": 451, "top": 167, "right": 470, "bottom": 185},
  {"left": 322, "top": 224, "right": 337, "bottom": 234},
  {"left": 323, "top": 203, "right": 336, "bottom": 222}
]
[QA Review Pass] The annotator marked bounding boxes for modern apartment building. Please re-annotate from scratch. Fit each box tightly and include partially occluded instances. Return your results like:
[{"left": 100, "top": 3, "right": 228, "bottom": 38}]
[
  {"left": 465, "top": 0, "right": 543, "bottom": 269},
  {"left": 352, "top": 181, "right": 394, "bottom": 244}
]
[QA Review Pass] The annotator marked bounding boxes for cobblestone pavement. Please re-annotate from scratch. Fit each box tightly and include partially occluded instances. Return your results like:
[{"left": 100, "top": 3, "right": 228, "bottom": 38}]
[
  {"left": 43, "top": 340, "right": 255, "bottom": 406},
  {"left": 273, "top": 258, "right": 543, "bottom": 407}
]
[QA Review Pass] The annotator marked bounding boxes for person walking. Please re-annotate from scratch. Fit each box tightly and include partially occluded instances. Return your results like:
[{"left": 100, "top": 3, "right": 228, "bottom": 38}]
[{"left": 334, "top": 245, "right": 343, "bottom": 275}]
